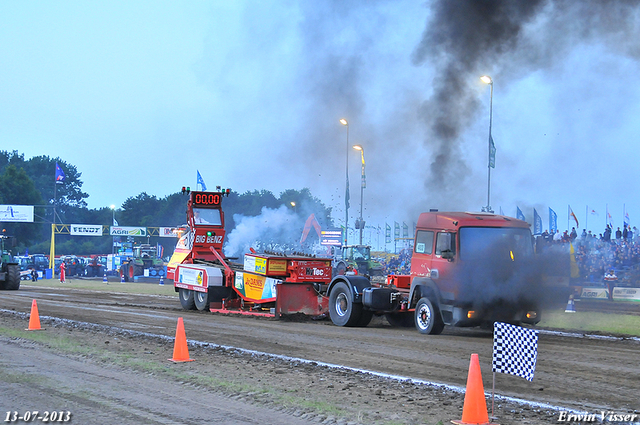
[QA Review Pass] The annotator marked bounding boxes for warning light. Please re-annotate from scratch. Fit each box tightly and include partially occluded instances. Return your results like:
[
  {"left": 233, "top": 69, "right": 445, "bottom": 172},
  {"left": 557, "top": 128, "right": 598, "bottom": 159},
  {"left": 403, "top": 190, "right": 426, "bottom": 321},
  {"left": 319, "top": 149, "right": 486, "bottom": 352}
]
[
  {"left": 181, "top": 186, "right": 191, "bottom": 195},
  {"left": 206, "top": 231, "right": 212, "bottom": 237},
  {"left": 467, "top": 310, "right": 477, "bottom": 319}
]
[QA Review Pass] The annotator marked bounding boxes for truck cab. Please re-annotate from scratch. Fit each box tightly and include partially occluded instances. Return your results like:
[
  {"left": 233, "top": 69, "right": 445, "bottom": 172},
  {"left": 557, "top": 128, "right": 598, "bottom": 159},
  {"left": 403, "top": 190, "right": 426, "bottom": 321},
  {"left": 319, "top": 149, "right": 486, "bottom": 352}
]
[
  {"left": 408, "top": 212, "right": 540, "bottom": 331},
  {"left": 327, "top": 211, "right": 541, "bottom": 334}
]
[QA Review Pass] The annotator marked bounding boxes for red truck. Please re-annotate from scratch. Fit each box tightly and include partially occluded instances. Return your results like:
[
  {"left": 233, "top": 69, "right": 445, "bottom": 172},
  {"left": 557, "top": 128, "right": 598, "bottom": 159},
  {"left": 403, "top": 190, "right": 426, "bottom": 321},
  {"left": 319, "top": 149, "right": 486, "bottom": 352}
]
[{"left": 168, "top": 191, "right": 541, "bottom": 334}]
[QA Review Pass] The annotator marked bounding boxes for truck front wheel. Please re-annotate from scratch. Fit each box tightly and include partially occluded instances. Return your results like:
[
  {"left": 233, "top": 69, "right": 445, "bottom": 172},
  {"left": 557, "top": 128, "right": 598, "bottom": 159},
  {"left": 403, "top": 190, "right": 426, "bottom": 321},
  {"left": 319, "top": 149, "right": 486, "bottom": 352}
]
[
  {"left": 179, "top": 288, "right": 196, "bottom": 310},
  {"left": 415, "top": 297, "right": 444, "bottom": 335},
  {"left": 329, "top": 281, "right": 362, "bottom": 327}
]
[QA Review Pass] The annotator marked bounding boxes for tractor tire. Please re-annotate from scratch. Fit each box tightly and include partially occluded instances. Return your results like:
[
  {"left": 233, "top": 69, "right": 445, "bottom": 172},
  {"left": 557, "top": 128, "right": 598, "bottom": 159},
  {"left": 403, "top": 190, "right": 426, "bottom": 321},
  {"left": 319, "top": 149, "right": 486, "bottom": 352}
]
[
  {"left": 328, "top": 281, "right": 363, "bottom": 327},
  {"left": 385, "top": 312, "right": 414, "bottom": 327},
  {"left": 120, "top": 265, "right": 129, "bottom": 282},
  {"left": 179, "top": 288, "right": 196, "bottom": 310},
  {"left": 132, "top": 265, "right": 143, "bottom": 278},
  {"left": 194, "top": 290, "right": 210, "bottom": 311},
  {"left": 333, "top": 261, "right": 348, "bottom": 277},
  {"left": 4, "top": 265, "right": 20, "bottom": 290},
  {"left": 414, "top": 297, "right": 444, "bottom": 335}
]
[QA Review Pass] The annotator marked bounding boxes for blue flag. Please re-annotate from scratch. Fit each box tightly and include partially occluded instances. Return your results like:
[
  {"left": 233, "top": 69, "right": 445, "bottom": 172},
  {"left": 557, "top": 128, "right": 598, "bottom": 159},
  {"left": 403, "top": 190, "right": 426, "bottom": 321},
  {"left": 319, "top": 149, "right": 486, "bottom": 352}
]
[
  {"left": 533, "top": 209, "right": 543, "bottom": 235},
  {"left": 549, "top": 208, "right": 558, "bottom": 233},
  {"left": 196, "top": 170, "right": 207, "bottom": 191},
  {"left": 516, "top": 207, "right": 525, "bottom": 221},
  {"left": 345, "top": 176, "right": 350, "bottom": 210},
  {"left": 55, "top": 162, "right": 66, "bottom": 183},
  {"left": 489, "top": 135, "right": 496, "bottom": 169}
]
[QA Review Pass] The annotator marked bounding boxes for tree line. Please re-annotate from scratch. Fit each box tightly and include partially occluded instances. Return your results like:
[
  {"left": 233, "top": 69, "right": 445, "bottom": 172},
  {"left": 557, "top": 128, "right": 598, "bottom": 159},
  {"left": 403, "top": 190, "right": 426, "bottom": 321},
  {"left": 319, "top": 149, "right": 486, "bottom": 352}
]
[{"left": 0, "top": 150, "right": 334, "bottom": 257}]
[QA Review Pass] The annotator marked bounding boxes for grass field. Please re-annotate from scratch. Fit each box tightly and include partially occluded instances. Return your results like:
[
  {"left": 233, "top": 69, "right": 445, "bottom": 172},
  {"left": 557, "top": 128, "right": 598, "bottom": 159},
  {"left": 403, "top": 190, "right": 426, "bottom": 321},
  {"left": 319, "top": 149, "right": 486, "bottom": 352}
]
[
  {"left": 19, "top": 278, "right": 640, "bottom": 337},
  {"left": 21, "top": 277, "right": 178, "bottom": 297},
  {"left": 539, "top": 310, "right": 640, "bottom": 337}
]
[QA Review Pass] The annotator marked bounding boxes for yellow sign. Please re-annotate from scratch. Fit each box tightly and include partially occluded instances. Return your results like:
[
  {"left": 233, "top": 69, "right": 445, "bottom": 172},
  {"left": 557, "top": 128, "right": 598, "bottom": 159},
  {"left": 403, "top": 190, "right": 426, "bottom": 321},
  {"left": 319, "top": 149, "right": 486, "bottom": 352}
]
[
  {"left": 268, "top": 259, "right": 287, "bottom": 273},
  {"left": 255, "top": 257, "right": 267, "bottom": 274}
]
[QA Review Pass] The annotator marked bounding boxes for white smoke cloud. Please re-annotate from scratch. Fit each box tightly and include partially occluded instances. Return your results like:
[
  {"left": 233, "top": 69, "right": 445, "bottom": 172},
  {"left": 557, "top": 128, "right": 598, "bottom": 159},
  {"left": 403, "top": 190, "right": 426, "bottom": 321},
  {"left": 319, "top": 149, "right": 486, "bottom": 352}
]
[{"left": 224, "top": 205, "right": 304, "bottom": 258}]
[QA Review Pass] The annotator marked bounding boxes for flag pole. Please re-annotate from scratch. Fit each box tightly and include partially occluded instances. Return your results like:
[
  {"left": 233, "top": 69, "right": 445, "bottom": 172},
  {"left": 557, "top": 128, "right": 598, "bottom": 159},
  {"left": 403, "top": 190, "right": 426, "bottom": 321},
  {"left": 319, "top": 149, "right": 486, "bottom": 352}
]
[
  {"left": 492, "top": 371, "right": 496, "bottom": 418},
  {"left": 586, "top": 205, "right": 588, "bottom": 232},
  {"left": 49, "top": 173, "right": 57, "bottom": 271}
]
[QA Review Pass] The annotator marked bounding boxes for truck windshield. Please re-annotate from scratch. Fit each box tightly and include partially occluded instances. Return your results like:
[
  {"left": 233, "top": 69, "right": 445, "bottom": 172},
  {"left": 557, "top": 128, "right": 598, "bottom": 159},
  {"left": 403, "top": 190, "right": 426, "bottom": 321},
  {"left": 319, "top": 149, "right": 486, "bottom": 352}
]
[
  {"left": 459, "top": 227, "right": 532, "bottom": 260},
  {"left": 193, "top": 208, "right": 222, "bottom": 225}
]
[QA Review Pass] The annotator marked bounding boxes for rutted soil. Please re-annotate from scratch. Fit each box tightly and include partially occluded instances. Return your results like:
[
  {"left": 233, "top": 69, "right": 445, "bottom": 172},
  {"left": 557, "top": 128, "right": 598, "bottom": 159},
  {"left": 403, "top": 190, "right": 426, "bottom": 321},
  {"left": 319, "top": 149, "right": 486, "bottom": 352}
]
[{"left": 1, "top": 282, "right": 639, "bottom": 424}]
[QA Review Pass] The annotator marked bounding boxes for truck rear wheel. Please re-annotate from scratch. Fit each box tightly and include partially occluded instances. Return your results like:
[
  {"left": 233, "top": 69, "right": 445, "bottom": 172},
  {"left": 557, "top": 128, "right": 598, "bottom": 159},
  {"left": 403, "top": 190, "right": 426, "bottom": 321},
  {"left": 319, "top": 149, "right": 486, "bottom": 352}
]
[
  {"left": 194, "top": 290, "right": 210, "bottom": 311},
  {"left": 329, "top": 281, "right": 363, "bottom": 327},
  {"left": 415, "top": 297, "right": 444, "bottom": 335},
  {"left": 179, "top": 288, "right": 196, "bottom": 310},
  {"left": 356, "top": 309, "right": 373, "bottom": 327}
]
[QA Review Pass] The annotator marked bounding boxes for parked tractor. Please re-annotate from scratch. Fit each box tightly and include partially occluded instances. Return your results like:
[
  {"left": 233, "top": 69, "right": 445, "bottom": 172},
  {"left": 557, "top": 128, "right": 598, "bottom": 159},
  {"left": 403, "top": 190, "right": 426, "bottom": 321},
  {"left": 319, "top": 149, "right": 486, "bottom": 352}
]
[
  {"left": 0, "top": 234, "right": 20, "bottom": 290},
  {"left": 120, "top": 244, "right": 165, "bottom": 281},
  {"left": 332, "top": 244, "right": 384, "bottom": 277}
]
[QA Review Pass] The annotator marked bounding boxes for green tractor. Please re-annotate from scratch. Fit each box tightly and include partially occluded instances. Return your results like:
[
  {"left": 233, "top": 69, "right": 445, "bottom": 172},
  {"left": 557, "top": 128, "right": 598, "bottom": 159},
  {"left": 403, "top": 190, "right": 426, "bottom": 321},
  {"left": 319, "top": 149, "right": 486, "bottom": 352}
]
[
  {"left": 0, "top": 234, "right": 20, "bottom": 290},
  {"left": 119, "top": 244, "right": 165, "bottom": 282},
  {"left": 332, "top": 244, "right": 384, "bottom": 277}
]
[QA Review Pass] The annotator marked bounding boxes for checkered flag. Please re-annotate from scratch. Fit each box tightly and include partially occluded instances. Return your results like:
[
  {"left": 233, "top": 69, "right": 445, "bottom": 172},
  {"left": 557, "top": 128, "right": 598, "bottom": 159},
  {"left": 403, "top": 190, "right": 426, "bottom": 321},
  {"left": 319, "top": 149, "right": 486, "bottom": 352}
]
[{"left": 492, "top": 322, "right": 538, "bottom": 381}]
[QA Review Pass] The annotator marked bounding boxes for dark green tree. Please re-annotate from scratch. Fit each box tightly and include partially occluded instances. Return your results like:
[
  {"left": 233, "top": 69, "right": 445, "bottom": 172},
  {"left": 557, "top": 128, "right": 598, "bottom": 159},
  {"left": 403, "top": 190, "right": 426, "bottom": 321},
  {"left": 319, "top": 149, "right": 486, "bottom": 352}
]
[{"left": 0, "top": 164, "right": 44, "bottom": 246}]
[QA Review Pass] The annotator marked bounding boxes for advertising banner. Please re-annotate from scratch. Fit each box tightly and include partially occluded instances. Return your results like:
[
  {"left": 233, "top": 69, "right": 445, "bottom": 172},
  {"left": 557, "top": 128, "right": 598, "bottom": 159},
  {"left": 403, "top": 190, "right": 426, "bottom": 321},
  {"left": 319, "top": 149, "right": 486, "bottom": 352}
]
[
  {"left": 234, "top": 271, "right": 279, "bottom": 302},
  {"left": 159, "top": 227, "right": 180, "bottom": 237},
  {"left": 175, "top": 265, "right": 223, "bottom": 291},
  {"left": 320, "top": 229, "right": 342, "bottom": 246},
  {"left": 612, "top": 287, "right": 640, "bottom": 302},
  {"left": 580, "top": 287, "right": 609, "bottom": 299},
  {"left": 0, "top": 205, "right": 34, "bottom": 222},
  {"left": 110, "top": 226, "right": 147, "bottom": 237},
  {"left": 70, "top": 224, "right": 103, "bottom": 236}
]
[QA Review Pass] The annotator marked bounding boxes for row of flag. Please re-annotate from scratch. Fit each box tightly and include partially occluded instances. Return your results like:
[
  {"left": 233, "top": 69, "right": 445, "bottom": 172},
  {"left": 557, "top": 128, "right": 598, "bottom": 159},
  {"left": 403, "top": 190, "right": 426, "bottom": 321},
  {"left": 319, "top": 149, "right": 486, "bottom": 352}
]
[
  {"left": 385, "top": 222, "right": 411, "bottom": 243},
  {"left": 509, "top": 205, "right": 631, "bottom": 235}
]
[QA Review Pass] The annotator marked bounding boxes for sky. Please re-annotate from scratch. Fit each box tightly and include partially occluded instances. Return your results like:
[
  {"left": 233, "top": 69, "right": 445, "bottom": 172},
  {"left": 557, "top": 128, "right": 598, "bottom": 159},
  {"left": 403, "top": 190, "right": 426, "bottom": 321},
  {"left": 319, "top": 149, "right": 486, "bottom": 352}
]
[{"left": 3, "top": 0, "right": 640, "bottom": 247}]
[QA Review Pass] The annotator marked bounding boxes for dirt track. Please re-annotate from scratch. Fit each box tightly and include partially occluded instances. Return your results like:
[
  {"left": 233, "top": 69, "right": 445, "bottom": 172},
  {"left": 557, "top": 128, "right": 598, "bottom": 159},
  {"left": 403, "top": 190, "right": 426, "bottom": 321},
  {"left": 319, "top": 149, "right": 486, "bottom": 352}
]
[{"left": 1, "top": 282, "right": 639, "bottom": 424}]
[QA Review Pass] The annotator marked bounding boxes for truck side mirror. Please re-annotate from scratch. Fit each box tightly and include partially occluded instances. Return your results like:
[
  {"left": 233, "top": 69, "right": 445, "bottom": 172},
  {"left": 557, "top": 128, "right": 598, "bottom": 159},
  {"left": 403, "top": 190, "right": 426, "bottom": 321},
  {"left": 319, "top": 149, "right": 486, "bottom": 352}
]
[{"left": 441, "top": 250, "right": 454, "bottom": 261}]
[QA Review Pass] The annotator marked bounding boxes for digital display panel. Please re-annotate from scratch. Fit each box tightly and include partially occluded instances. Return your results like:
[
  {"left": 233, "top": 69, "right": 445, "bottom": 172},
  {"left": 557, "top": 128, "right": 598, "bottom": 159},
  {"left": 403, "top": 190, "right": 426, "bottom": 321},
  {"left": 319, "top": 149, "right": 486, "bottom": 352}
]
[{"left": 191, "top": 191, "right": 221, "bottom": 207}]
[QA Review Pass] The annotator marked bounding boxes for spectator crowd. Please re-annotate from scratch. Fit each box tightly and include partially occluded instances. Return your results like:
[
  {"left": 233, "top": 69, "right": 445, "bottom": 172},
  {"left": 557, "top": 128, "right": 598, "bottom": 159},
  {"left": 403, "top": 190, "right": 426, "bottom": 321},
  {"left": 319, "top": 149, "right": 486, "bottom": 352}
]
[
  {"left": 379, "top": 224, "right": 640, "bottom": 287},
  {"left": 538, "top": 224, "right": 639, "bottom": 286}
]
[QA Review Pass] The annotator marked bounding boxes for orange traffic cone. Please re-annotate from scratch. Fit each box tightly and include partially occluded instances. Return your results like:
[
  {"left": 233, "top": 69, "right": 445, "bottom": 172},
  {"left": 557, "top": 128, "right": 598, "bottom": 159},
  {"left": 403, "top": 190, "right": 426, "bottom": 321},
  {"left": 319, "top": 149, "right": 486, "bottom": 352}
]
[
  {"left": 26, "top": 299, "right": 43, "bottom": 331},
  {"left": 169, "top": 317, "right": 194, "bottom": 362},
  {"left": 452, "top": 354, "right": 498, "bottom": 425}
]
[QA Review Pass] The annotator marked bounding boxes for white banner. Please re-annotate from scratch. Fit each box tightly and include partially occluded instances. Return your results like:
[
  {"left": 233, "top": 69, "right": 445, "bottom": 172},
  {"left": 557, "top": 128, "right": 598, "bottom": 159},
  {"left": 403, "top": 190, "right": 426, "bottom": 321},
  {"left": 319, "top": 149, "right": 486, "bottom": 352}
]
[
  {"left": 159, "top": 227, "right": 180, "bottom": 238},
  {"left": 70, "top": 224, "right": 103, "bottom": 236},
  {"left": 580, "top": 287, "right": 609, "bottom": 299},
  {"left": 612, "top": 287, "right": 640, "bottom": 302},
  {"left": 110, "top": 226, "right": 147, "bottom": 237},
  {"left": 0, "top": 205, "right": 34, "bottom": 222}
]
